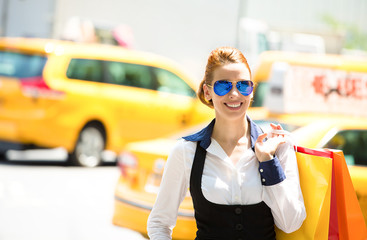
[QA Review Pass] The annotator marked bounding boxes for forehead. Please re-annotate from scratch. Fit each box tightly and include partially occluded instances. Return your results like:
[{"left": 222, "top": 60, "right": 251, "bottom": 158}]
[{"left": 213, "top": 63, "right": 251, "bottom": 81}]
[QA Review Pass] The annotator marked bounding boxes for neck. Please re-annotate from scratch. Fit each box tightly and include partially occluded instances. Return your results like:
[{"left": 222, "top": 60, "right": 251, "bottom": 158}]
[{"left": 212, "top": 115, "right": 249, "bottom": 144}]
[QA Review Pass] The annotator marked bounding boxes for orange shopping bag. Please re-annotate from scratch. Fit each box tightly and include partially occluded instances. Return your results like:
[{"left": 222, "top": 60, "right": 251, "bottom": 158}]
[{"left": 275, "top": 146, "right": 367, "bottom": 240}]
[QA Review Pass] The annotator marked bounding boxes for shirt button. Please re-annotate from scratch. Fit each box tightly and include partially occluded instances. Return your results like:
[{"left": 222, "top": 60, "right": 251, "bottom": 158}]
[
  {"left": 259, "top": 168, "right": 264, "bottom": 173},
  {"left": 235, "top": 207, "right": 242, "bottom": 215},
  {"left": 262, "top": 178, "right": 266, "bottom": 182},
  {"left": 235, "top": 223, "right": 244, "bottom": 231}
]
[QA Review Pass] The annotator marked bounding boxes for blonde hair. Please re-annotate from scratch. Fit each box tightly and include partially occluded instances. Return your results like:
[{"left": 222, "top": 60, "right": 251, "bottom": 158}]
[{"left": 198, "top": 46, "right": 251, "bottom": 108}]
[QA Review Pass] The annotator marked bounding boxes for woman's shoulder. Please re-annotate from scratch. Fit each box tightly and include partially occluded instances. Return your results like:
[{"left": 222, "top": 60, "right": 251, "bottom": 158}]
[
  {"left": 165, "top": 139, "right": 197, "bottom": 171},
  {"left": 172, "top": 138, "right": 198, "bottom": 154}
]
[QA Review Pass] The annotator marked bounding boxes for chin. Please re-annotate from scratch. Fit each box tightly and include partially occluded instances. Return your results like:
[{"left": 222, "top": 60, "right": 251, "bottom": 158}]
[{"left": 216, "top": 110, "right": 247, "bottom": 121}]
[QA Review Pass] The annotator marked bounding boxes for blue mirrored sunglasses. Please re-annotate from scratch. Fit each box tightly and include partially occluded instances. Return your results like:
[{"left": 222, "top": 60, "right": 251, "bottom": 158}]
[{"left": 207, "top": 80, "right": 254, "bottom": 96}]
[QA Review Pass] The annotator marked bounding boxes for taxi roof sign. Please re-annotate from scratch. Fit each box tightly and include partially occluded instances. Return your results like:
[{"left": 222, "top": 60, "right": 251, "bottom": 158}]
[{"left": 264, "top": 57, "right": 367, "bottom": 117}]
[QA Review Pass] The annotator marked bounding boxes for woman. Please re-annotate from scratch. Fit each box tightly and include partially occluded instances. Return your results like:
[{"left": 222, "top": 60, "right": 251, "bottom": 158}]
[{"left": 147, "top": 47, "right": 306, "bottom": 240}]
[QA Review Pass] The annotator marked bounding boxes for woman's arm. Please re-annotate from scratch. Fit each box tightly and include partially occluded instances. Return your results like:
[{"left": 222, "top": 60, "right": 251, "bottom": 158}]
[
  {"left": 147, "top": 140, "right": 189, "bottom": 240},
  {"left": 261, "top": 142, "right": 306, "bottom": 233},
  {"left": 255, "top": 124, "right": 306, "bottom": 233}
]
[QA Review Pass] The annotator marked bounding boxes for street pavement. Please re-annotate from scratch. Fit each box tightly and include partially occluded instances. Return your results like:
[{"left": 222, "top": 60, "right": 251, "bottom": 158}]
[{"left": 0, "top": 159, "right": 148, "bottom": 240}]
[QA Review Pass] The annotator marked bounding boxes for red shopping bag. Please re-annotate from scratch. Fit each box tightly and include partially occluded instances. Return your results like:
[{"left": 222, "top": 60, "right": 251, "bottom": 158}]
[{"left": 275, "top": 146, "right": 367, "bottom": 240}]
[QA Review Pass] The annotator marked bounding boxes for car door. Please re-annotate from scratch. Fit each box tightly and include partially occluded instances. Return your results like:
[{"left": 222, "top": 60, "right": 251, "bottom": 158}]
[
  {"left": 0, "top": 50, "right": 48, "bottom": 142},
  {"left": 101, "top": 60, "right": 196, "bottom": 144}
]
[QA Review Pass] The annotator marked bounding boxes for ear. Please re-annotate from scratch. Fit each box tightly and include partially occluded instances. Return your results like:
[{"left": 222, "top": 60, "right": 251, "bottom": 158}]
[{"left": 203, "top": 84, "right": 212, "bottom": 102}]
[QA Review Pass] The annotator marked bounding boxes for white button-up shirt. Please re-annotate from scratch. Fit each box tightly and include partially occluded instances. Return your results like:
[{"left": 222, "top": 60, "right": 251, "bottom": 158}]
[{"left": 147, "top": 119, "right": 306, "bottom": 240}]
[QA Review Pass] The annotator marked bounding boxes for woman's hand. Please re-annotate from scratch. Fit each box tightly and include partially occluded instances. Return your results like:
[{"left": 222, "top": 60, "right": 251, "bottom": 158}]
[{"left": 255, "top": 124, "right": 286, "bottom": 162}]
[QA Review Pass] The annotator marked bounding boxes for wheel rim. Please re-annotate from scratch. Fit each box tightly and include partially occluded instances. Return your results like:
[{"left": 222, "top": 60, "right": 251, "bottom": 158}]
[{"left": 75, "top": 127, "right": 104, "bottom": 167}]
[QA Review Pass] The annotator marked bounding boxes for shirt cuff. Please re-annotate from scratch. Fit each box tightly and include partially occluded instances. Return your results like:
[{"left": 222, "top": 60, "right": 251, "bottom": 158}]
[{"left": 258, "top": 156, "right": 286, "bottom": 186}]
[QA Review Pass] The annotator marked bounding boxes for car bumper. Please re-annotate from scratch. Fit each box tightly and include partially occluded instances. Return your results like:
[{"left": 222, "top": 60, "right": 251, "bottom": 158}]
[{"left": 113, "top": 180, "right": 196, "bottom": 240}]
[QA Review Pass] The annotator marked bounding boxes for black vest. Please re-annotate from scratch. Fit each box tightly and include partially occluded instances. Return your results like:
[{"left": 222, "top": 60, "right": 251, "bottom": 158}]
[{"left": 189, "top": 142, "right": 276, "bottom": 240}]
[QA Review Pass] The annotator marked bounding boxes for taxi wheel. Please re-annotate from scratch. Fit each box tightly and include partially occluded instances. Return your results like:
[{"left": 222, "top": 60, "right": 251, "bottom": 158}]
[{"left": 70, "top": 124, "right": 105, "bottom": 167}]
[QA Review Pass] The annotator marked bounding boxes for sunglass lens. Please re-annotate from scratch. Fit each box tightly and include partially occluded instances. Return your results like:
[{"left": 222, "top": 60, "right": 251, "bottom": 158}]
[
  {"left": 214, "top": 81, "right": 232, "bottom": 96},
  {"left": 237, "top": 81, "right": 253, "bottom": 96}
]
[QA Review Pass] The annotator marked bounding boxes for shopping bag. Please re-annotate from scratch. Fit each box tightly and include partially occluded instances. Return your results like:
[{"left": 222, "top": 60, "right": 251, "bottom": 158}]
[
  {"left": 331, "top": 150, "right": 367, "bottom": 239},
  {"left": 275, "top": 146, "right": 367, "bottom": 240}
]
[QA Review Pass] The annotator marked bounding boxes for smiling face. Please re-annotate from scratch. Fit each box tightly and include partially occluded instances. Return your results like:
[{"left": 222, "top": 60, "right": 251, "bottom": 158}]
[{"left": 203, "top": 63, "right": 252, "bottom": 121}]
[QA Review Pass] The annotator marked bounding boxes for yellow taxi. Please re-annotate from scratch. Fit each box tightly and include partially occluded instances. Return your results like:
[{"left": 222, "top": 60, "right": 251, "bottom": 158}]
[
  {"left": 112, "top": 113, "right": 367, "bottom": 239},
  {"left": 0, "top": 37, "right": 214, "bottom": 167}
]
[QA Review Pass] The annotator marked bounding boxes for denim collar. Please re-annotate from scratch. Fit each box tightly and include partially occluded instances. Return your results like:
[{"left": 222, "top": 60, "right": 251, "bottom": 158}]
[{"left": 182, "top": 116, "right": 263, "bottom": 150}]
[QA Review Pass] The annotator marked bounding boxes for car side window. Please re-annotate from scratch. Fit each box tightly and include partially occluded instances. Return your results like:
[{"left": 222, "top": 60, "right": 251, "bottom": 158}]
[
  {"left": 152, "top": 68, "right": 196, "bottom": 97},
  {"left": 105, "top": 61, "right": 155, "bottom": 90},
  {"left": 66, "top": 58, "right": 103, "bottom": 82},
  {"left": 0, "top": 51, "right": 47, "bottom": 78},
  {"left": 324, "top": 130, "right": 367, "bottom": 166}
]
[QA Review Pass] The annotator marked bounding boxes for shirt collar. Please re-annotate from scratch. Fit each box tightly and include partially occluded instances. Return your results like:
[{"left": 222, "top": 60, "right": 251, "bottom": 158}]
[{"left": 182, "top": 116, "right": 263, "bottom": 150}]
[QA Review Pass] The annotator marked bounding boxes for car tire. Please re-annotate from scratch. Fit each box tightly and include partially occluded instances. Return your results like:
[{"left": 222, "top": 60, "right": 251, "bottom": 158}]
[{"left": 70, "top": 124, "right": 105, "bottom": 167}]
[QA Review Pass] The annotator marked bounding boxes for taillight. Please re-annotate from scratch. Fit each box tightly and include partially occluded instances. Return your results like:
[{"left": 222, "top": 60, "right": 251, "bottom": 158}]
[
  {"left": 20, "top": 76, "right": 64, "bottom": 98},
  {"left": 118, "top": 151, "right": 138, "bottom": 185}
]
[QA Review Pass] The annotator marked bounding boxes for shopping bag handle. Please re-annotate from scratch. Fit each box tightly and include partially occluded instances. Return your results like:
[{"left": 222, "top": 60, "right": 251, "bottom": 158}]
[
  {"left": 294, "top": 145, "right": 333, "bottom": 158},
  {"left": 269, "top": 129, "right": 333, "bottom": 158}
]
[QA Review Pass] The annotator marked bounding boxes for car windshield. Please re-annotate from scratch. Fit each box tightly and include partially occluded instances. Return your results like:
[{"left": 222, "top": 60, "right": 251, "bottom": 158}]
[{"left": 0, "top": 51, "right": 47, "bottom": 78}]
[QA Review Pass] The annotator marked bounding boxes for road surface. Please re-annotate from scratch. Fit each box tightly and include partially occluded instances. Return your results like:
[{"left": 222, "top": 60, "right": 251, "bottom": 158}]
[{"left": 0, "top": 159, "right": 148, "bottom": 240}]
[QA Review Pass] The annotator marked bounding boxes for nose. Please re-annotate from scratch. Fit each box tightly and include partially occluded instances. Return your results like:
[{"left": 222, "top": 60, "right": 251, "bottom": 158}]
[{"left": 228, "top": 84, "right": 240, "bottom": 98}]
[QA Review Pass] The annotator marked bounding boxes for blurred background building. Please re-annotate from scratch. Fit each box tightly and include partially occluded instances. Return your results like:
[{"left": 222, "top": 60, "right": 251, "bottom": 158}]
[{"left": 1, "top": 0, "right": 366, "bottom": 80}]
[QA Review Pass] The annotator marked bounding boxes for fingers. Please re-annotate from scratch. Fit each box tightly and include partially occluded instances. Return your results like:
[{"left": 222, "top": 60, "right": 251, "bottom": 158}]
[
  {"left": 255, "top": 134, "right": 286, "bottom": 160},
  {"left": 256, "top": 133, "right": 267, "bottom": 143},
  {"left": 269, "top": 134, "right": 286, "bottom": 143},
  {"left": 270, "top": 123, "right": 284, "bottom": 137},
  {"left": 270, "top": 123, "right": 283, "bottom": 130}
]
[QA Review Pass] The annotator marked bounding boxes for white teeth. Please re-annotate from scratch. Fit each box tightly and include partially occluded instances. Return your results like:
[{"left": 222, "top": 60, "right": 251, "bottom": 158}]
[{"left": 226, "top": 103, "right": 241, "bottom": 108}]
